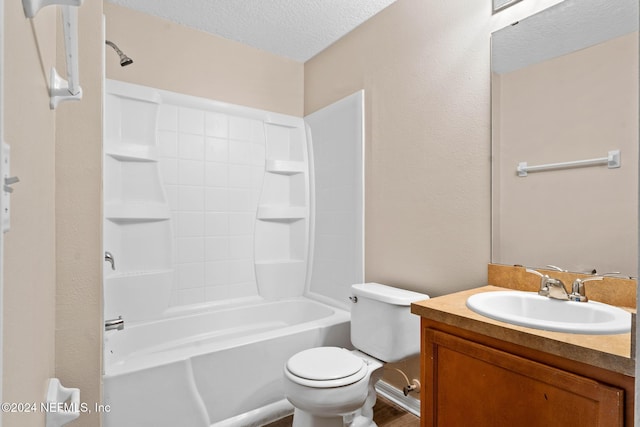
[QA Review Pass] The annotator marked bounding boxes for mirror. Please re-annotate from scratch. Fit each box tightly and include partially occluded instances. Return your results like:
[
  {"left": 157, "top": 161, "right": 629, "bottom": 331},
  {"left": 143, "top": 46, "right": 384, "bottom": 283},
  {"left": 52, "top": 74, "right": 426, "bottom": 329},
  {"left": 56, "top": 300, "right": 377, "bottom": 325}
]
[
  {"left": 493, "top": 0, "right": 523, "bottom": 13},
  {"left": 491, "top": 0, "right": 639, "bottom": 276}
]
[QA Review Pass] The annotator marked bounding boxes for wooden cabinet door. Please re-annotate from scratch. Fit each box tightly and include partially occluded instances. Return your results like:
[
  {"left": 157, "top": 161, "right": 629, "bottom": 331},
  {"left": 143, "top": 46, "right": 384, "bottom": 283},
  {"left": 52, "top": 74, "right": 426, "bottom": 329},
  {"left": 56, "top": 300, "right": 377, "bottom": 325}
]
[{"left": 423, "top": 330, "right": 624, "bottom": 427}]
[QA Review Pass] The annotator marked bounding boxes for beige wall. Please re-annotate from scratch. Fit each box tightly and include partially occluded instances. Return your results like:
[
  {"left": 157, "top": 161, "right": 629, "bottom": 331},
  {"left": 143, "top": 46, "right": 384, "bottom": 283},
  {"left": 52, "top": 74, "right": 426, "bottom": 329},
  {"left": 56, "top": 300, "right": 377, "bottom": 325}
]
[
  {"left": 304, "top": 0, "right": 493, "bottom": 392},
  {"left": 104, "top": 3, "right": 304, "bottom": 117},
  {"left": 2, "top": 1, "right": 103, "bottom": 426},
  {"left": 3, "top": 2, "right": 57, "bottom": 426},
  {"left": 305, "top": 0, "right": 492, "bottom": 296},
  {"left": 54, "top": 1, "right": 104, "bottom": 426},
  {"left": 493, "top": 32, "right": 638, "bottom": 275}
]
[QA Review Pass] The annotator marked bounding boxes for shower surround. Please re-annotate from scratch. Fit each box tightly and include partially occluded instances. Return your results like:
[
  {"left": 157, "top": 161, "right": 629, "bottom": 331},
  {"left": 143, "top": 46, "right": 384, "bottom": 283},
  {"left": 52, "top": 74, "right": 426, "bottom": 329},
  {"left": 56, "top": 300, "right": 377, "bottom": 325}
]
[{"left": 103, "top": 80, "right": 364, "bottom": 426}]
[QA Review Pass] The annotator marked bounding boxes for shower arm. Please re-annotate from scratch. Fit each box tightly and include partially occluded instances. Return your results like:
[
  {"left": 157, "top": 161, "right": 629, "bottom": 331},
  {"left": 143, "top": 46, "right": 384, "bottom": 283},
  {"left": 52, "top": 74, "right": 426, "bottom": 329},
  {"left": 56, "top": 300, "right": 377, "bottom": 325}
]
[{"left": 105, "top": 40, "right": 134, "bottom": 67}]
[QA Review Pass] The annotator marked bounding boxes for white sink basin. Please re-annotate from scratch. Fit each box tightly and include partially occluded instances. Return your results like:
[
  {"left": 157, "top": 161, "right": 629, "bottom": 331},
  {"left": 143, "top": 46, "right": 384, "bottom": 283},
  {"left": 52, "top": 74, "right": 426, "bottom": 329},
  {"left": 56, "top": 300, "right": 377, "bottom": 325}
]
[{"left": 466, "top": 291, "right": 631, "bottom": 335}]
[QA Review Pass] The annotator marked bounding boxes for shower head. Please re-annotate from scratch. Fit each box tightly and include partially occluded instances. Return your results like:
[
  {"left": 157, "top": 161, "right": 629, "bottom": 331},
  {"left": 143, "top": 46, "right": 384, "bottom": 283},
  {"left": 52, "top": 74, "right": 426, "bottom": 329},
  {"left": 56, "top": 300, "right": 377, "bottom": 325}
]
[{"left": 105, "top": 40, "right": 134, "bottom": 67}]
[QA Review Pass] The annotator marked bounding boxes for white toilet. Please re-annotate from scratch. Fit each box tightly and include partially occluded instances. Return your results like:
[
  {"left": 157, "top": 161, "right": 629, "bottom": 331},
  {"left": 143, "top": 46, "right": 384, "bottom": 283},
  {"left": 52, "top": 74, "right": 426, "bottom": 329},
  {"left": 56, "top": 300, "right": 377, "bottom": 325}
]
[{"left": 283, "top": 283, "right": 429, "bottom": 427}]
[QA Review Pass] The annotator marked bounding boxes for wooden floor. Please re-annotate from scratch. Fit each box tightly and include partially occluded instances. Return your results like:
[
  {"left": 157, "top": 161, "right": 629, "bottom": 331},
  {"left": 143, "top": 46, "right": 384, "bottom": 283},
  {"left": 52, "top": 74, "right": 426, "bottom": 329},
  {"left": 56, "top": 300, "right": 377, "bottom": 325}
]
[{"left": 263, "top": 396, "right": 419, "bottom": 427}]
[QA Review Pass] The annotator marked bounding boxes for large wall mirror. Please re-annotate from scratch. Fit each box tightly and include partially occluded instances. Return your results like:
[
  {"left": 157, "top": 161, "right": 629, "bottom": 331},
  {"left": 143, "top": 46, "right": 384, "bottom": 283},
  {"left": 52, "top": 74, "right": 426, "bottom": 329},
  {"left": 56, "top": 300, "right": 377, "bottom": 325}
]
[{"left": 491, "top": 0, "right": 639, "bottom": 277}]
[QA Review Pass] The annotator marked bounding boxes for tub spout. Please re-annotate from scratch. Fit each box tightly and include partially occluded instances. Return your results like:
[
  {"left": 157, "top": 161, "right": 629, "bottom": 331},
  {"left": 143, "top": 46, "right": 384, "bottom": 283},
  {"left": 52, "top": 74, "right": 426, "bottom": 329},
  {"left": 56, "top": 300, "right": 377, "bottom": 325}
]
[{"left": 105, "top": 316, "right": 124, "bottom": 331}]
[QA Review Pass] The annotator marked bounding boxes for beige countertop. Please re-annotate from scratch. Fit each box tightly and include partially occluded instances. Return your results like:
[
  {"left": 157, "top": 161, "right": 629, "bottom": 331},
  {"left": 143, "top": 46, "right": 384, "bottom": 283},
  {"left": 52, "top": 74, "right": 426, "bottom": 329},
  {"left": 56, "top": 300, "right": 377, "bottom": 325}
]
[{"left": 411, "top": 285, "right": 635, "bottom": 377}]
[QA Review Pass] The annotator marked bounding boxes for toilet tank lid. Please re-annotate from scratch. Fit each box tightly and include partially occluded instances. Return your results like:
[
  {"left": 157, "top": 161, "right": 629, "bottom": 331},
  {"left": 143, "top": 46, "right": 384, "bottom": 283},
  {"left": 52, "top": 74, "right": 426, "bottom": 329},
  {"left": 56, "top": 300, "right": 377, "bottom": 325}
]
[{"left": 351, "top": 283, "right": 429, "bottom": 306}]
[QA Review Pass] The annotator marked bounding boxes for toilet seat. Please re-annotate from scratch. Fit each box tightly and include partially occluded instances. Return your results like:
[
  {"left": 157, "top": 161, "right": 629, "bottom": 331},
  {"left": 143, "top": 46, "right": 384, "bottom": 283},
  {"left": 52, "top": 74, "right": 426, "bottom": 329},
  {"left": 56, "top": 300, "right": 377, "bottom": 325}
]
[{"left": 285, "top": 347, "right": 368, "bottom": 388}]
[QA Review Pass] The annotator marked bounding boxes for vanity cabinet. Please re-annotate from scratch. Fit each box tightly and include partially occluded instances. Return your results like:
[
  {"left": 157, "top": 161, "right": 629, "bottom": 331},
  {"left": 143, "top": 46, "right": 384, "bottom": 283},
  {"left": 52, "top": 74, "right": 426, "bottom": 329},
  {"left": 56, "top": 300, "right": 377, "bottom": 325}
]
[{"left": 421, "top": 320, "right": 633, "bottom": 427}]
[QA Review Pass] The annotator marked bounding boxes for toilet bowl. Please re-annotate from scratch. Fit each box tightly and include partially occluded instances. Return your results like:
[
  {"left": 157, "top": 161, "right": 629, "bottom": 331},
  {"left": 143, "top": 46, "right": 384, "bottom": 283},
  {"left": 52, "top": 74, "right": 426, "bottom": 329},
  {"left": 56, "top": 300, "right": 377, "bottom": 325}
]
[
  {"left": 283, "top": 347, "right": 383, "bottom": 427},
  {"left": 283, "top": 283, "right": 429, "bottom": 427}
]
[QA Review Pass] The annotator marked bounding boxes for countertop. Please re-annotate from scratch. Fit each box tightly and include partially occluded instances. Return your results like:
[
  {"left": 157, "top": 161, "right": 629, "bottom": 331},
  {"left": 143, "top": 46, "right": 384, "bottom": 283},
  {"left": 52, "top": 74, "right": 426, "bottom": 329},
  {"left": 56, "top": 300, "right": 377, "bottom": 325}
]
[{"left": 411, "top": 285, "right": 635, "bottom": 377}]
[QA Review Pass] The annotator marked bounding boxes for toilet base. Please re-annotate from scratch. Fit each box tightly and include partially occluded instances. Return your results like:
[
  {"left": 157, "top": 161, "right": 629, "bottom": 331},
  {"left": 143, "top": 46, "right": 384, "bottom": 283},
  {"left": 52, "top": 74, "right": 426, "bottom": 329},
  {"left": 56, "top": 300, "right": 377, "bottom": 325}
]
[
  {"left": 292, "top": 409, "right": 344, "bottom": 427},
  {"left": 346, "top": 364, "right": 383, "bottom": 427},
  {"left": 348, "top": 413, "right": 378, "bottom": 427},
  {"left": 291, "top": 410, "right": 380, "bottom": 427}
]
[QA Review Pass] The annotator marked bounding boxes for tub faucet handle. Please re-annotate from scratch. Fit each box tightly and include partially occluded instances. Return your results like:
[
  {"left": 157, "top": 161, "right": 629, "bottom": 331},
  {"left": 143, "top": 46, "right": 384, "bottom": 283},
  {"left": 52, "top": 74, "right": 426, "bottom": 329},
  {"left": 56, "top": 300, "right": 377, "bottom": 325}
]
[{"left": 105, "top": 251, "right": 115, "bottom": 270}]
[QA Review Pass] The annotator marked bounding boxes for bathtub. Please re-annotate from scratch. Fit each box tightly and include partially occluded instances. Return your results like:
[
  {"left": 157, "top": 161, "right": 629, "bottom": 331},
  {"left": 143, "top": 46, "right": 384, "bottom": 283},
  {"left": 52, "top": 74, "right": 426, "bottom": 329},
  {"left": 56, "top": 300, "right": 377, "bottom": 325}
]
[{"left": 103, "top": 297, "right": 351, "bottom": 427}]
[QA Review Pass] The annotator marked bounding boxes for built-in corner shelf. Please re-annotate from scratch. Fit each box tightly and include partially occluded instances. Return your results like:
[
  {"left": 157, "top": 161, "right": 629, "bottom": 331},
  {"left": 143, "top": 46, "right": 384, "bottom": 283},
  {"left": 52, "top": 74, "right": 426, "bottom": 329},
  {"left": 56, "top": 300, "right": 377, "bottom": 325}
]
[
  {"left": 256, "top": 205, "right": 306, "bottom": 221},
  {"left": 104, "top": 81, "right": 173, "bottom": 320},
  {"left": 105, "top": 202, "right": 171, "bottom": 221},
  {"left": 266, "top": 159, "right": 305, "bottom": 175},
  {"left": 254, "top": 117, "right": 310, "bottom": 299},
  {"left": 105, "top": 142, "right": 159, "bottom": 163}
]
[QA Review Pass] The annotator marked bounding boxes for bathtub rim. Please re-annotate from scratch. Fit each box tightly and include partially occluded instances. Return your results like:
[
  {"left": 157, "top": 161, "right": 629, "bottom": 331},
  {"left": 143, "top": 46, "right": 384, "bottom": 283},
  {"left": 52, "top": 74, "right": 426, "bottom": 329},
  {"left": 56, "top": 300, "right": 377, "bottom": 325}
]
[{"left": 103, "top": 295, "right": 351, "bottom": 376}]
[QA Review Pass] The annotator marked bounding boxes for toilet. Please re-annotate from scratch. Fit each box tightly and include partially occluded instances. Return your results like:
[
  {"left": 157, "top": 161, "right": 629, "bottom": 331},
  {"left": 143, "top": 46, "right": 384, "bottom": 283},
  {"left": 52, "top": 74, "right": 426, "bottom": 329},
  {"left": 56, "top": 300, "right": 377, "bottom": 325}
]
[{"left": 283, "top": 283, "right": 429, "bottom": 427}]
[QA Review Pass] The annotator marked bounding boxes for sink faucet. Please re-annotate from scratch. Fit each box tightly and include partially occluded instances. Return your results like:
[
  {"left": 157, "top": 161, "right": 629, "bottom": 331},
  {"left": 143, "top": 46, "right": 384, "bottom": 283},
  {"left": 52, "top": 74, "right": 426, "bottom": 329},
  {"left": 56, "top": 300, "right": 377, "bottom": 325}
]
[
  {"left": 569, "top": 276, "right": 603, "bottom": 302},
  {"left": 526, "top": 268, "right": 570, "bottom": 300},
  {"left": 545, "top": 277, "right": 571, "bottom": 300}
]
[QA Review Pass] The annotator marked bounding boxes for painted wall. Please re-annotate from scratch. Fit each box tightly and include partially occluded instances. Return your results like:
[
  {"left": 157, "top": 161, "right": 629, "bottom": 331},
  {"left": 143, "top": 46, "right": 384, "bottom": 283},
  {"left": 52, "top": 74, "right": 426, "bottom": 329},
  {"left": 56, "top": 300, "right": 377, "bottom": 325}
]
[
  {"left": 305, "top": 0, "right": 492, "bottom": 297},
  {"left": 54, "top": 1, "right": 104, "bottom": 425},
  {"left": 3, "top": 2, "right": 56, "bottom": 426},
  {"left": 3, "top": 1, "right": 103, "bottom": 424},
  {"left": 104, "top": 3, "right": 304, "bottom": 117},
  {"left": 493, "top": 32, "right": 638, "bottom": 275}
]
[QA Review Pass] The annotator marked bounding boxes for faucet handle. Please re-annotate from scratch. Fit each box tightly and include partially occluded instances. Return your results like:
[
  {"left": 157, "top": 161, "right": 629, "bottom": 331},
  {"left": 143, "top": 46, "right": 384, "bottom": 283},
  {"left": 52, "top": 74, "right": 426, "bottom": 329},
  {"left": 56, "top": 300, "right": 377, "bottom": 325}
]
[
  {"left": 570, "top": 276, "right": 603, "bottom": 302},
  {"left": 526, "top": 268, "right": 550, "bottom": 296},
  {"left": 525, "top": 268, "right": 544, "bottom": 278},
  {"left": 105, "top": 251, "right": 115, "bottom": 270}
]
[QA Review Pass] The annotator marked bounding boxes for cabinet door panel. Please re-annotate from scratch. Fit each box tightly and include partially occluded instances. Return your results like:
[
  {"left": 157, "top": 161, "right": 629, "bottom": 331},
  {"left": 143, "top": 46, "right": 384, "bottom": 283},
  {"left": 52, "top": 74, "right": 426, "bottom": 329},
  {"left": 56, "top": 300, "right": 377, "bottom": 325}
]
[{"left": 424, "top": 330, "right": 623, "bottom": 427}]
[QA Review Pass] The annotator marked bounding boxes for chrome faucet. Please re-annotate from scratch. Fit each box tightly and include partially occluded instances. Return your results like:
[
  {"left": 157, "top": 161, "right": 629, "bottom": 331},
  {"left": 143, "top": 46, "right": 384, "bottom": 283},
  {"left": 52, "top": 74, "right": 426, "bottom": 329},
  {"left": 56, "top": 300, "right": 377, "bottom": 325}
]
[
  {"left": 569, "top": 276, "right": 603, "bottom": 302},
  {"left": 105, "top": 251, "right": 115, "bottom": 270},
  {"left": 545, "top": 277, "right": 571, "bottom": 300},
  {"left": 527, "top": 268, "right": 601, "bottom": 302},
  {"left": 526, "top": 268, "right": 570, "bottom": 300}
]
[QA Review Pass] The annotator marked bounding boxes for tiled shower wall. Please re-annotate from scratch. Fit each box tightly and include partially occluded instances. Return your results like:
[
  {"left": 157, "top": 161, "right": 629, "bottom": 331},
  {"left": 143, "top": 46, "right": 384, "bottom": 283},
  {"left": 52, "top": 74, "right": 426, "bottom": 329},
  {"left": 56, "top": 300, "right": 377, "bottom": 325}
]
[{"left": 157, "top": 105, "right": 265, "bottom": 306}]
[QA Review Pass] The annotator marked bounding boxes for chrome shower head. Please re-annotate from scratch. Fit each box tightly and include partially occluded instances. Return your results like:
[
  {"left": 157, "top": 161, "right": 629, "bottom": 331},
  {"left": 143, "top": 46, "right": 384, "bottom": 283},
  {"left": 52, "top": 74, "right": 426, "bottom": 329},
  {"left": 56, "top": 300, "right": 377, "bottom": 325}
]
[{"left": 105, "top": 40, "right": 134, "bottom": 67}]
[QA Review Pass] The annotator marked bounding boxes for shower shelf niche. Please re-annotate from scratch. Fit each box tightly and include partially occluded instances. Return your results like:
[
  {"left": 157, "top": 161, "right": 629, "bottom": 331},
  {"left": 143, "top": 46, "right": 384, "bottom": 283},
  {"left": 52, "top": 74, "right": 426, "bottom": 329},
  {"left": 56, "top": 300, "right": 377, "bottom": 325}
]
[
  {"left": 104, "top": 142, "right": 159, "bottom": 163},
  {"left": 256, "top": 205, "right": 306, "bottom": 220},
  {"left": 254, "top": 120, "right": 310, "bottom": 298},
  {"left": 104, "top": 202, "right": 170, "bottom": 221},
  {"left": 104, "top": 80, "right": 172, "bottom": 293},
  {"left": 265, "top": 159, "right": 305, "bottom": 175}
]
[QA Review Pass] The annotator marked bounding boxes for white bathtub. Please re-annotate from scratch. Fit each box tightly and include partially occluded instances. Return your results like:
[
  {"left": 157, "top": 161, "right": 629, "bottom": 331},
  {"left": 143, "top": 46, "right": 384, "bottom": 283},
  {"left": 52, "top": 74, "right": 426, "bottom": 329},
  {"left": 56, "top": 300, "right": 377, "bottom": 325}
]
[{"left": 103, "top": 297, "right": 351, "bottom": 427}]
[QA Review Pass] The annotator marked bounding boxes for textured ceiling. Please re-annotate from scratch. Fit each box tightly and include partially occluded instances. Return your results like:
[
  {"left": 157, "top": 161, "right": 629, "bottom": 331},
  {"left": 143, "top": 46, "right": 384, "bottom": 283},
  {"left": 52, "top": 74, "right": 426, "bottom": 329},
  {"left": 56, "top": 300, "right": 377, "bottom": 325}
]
[{"left": 105, "top": 0, "right": 397, "bottom": 62}]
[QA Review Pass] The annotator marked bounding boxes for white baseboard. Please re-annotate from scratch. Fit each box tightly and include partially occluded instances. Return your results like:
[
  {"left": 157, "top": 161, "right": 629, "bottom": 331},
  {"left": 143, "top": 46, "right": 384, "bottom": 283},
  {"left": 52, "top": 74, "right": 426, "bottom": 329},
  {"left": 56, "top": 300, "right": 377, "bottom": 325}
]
[{"left": 375, "top": 380, "right": 421, "bottom": 417}]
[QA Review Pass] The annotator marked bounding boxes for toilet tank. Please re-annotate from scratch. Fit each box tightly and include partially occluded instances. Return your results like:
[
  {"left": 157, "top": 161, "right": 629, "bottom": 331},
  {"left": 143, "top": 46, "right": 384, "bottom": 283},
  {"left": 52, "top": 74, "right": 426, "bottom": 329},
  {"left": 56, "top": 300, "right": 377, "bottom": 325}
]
[{"left": 350, "top": 283, "right": 429, "bottom": 363}]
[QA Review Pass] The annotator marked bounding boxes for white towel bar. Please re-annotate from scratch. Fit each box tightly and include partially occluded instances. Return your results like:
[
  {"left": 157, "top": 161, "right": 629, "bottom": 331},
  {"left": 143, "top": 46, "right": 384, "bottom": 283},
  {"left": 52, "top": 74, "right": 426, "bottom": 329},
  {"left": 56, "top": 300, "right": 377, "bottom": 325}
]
[{"left": 517, "top": 149, "right": 621, "bottom": 177}]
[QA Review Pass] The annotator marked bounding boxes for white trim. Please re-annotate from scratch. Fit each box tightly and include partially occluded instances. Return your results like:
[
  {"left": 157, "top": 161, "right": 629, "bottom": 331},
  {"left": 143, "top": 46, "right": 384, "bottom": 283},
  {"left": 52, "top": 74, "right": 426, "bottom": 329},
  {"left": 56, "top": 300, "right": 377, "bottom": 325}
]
[
  {"left": 0, "top": 0, "right": 5, "bottom": 423},
  {"left": 375, "top": 380, "right": 421, "bottom": 418}
]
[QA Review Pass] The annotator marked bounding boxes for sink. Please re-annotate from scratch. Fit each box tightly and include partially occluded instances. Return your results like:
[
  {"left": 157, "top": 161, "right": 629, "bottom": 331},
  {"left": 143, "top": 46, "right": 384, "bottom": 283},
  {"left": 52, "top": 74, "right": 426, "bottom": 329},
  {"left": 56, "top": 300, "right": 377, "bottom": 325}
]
[{"left": 466, "top": 291, "right": 631, "bottom": 335}]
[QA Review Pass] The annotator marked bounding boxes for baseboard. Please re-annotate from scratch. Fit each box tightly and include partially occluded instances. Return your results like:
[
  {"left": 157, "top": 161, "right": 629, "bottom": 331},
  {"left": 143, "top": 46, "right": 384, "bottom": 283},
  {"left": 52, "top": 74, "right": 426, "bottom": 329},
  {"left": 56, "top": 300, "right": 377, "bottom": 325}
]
[{"left": 375, "top": 380, "right": 421, "bottom": 417}]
